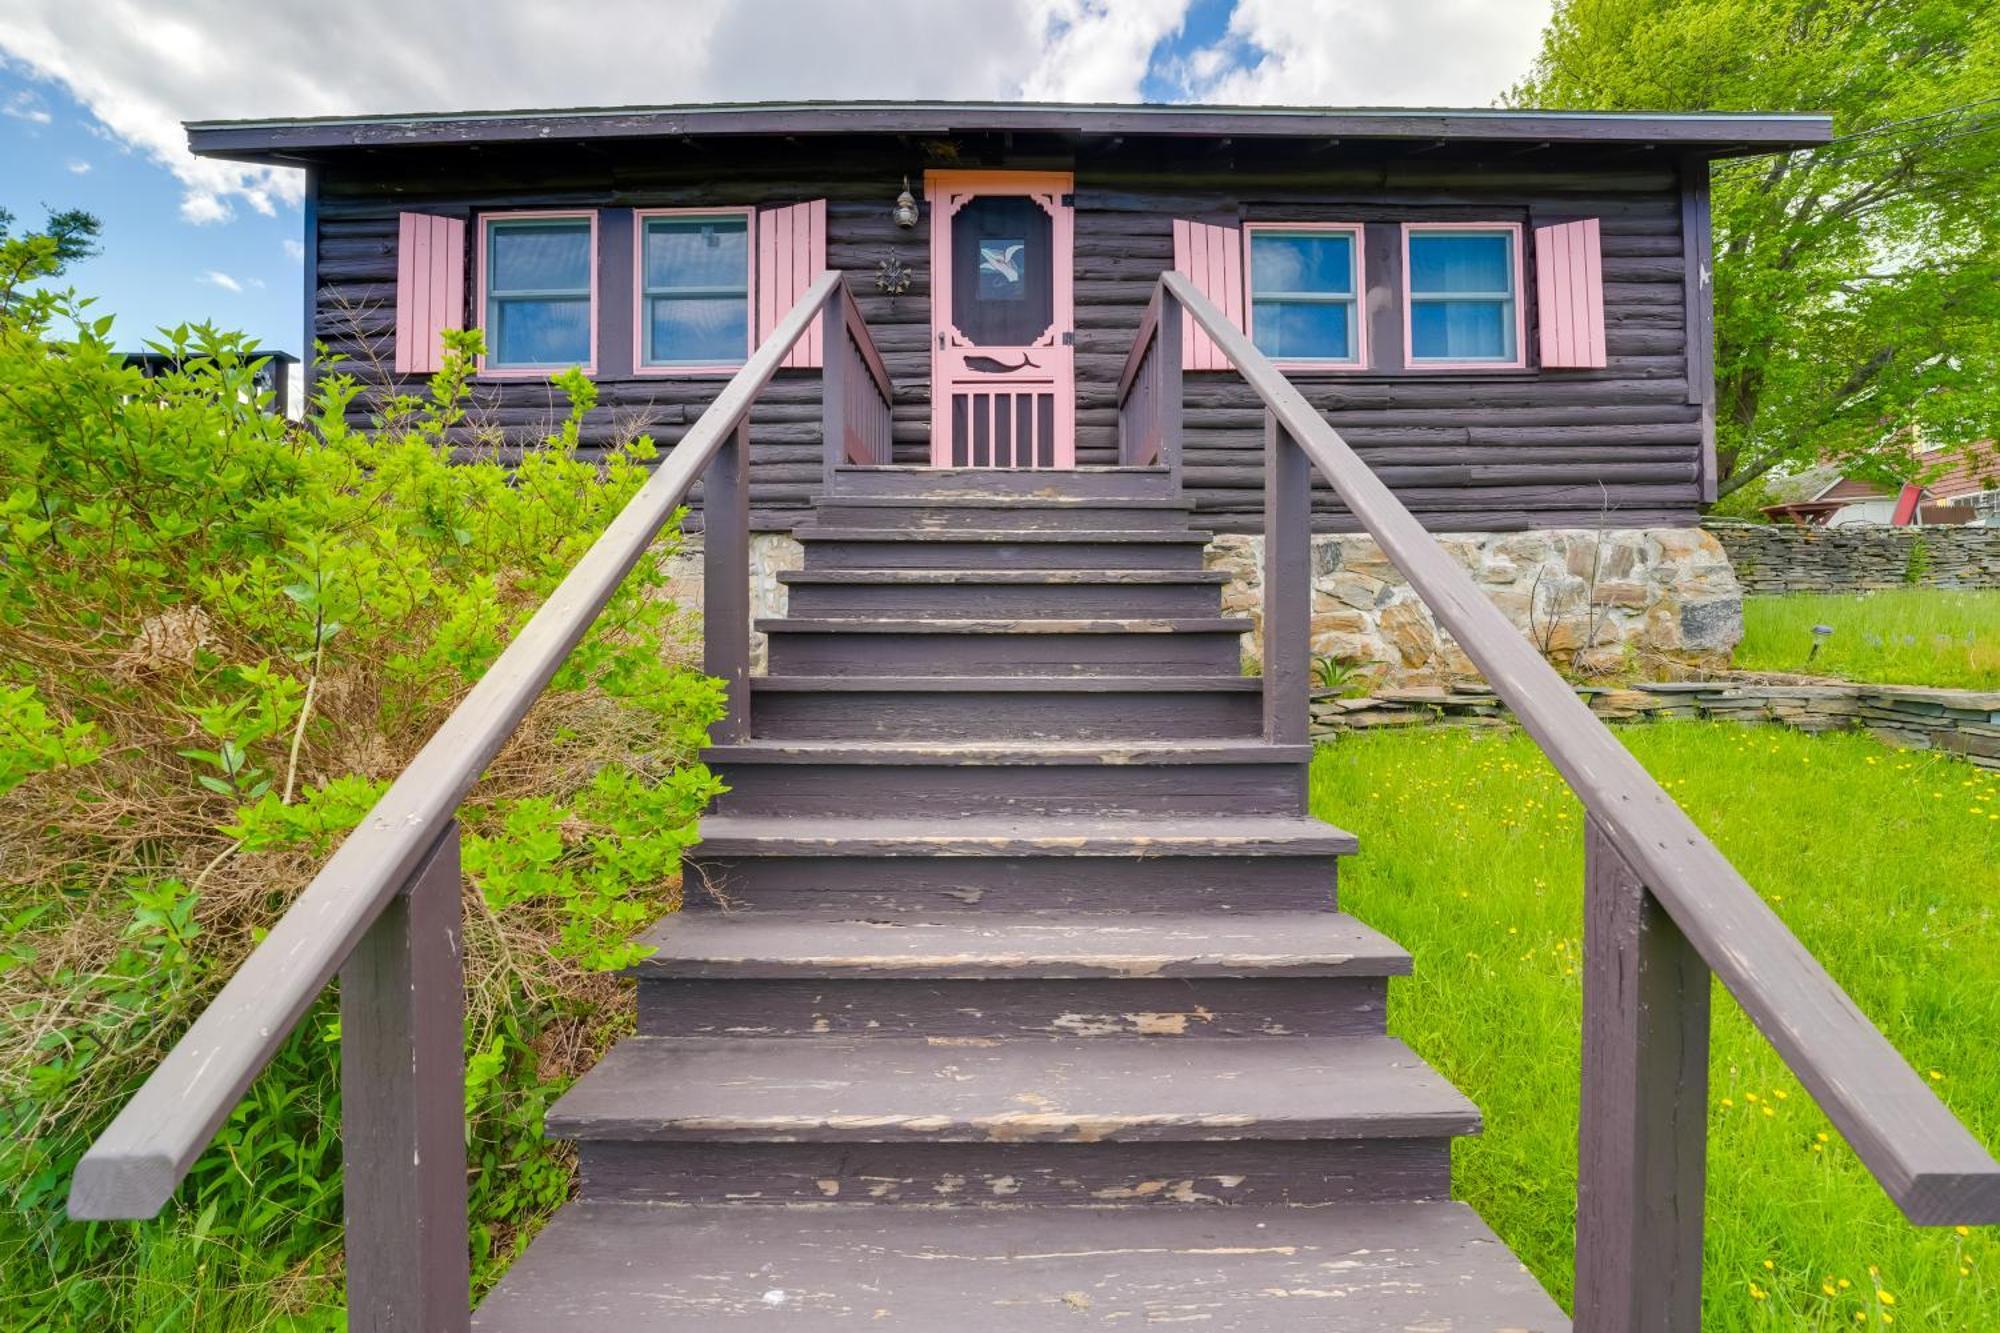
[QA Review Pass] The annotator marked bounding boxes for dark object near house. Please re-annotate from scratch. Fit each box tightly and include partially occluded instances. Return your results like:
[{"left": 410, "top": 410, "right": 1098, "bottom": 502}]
[
  {"left": 122, "top": 348, "right": 298, "bottom": 419},
  {"left": 69, "top": 101, "right": 2000, "bottom": 1333}
]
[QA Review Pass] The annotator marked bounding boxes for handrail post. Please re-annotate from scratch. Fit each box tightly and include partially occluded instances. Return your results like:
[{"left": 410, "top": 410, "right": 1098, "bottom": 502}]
[
  {"left": 1262, "top": 412, "right": 1309, "bottom": 744},
  {"left": 1158, "top": 290, "right": 1184, "bottom": 485},
  {"left": 705, "top": 420, "right": 753, "bottom": 743},
  {"left": 341, "top": 823, "right": 469, "bottom": 1333},
  {"left": 1577, "top": 815, "right": 1710, "bottom": 1332},
  {"left": 822, "top": 309, "right": 849, "bottom": 490}
]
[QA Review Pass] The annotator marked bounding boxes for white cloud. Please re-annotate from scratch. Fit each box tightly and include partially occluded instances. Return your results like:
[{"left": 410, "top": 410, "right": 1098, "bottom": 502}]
[
  {"left": 281, "top": 238, "right": 304, "bottom": 262},
  {"left": 2, "top": 0, "right": 1555, "bottom": 227},
  {"left": 1169, "top": 0, "right": 1550, "bottom": 107},
  {"left": 3, "top": 88, "right": 53, "bottom": 122},
  {"left": 66, "top": 157, "right": 91, "bottom": 173},
  {"left": 200, "top": 269, "right": 242, "bottom": 293}
]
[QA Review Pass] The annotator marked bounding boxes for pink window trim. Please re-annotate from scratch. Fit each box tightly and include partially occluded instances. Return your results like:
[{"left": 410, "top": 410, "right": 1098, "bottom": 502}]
[
  {"left": 475, "top": 209, "right": 600, "bottom": 379},
  {"left": 630, "top": 206, "right": 757, "bottom": 378},
  {"left": 1241, "top": 222, "right": 1370, "bottom": 373},
  {"left": 1400, "top": 221, "right": 1528, "bottom": 372}
]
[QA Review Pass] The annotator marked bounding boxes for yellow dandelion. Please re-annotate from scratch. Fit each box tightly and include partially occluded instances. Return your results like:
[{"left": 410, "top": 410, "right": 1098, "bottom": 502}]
[
  {"left": 1773, "top": 1089, "right": 1789, "bottom": 1100},
  {"left": 1721, "top": 1098, "right": 1736, "bottom": 1109},
  {"left": 1762, "top": 1106, "right": 1776, "bottom": 1118},
  {"left": 1928, "top": 1070, "right": 1944, "bottom": 1081},
  {"left": 1956, "top": 1225, "right": 1970, "bottom": 1237},
  {"left": 1878, "top": 1289, "right": 1895, "bottom": 1305},
  {"left": 1818, "top": 1133, "right": 1831, "bottom": 1143},
  {"left": 1823, "top": 1283, "right": 1838, "bottom": 1297}
]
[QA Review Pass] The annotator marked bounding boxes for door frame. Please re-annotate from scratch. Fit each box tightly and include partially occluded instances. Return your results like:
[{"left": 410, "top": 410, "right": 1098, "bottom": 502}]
[{"left": 924, "top": 170, "right": 1076, "bottom": 468}]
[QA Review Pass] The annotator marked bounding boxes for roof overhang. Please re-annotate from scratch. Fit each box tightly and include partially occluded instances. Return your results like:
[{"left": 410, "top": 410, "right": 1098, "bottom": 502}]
[{"left": 185, "top": 99, "right": 1834, "bottom": 167}]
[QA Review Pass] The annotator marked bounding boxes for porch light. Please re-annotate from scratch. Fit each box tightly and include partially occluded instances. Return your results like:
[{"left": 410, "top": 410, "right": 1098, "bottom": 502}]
[{"left": 893, "top": 177, "right": 919, "bottom": 229}]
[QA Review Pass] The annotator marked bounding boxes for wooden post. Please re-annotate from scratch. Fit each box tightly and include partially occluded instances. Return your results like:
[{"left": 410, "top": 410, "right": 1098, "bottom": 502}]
[
  {"left": 1263, "top": 412, "right": 1310, "bottom": 745},
  {"left": 822, "top": 324, "right": 849, "bottom": 489},
  {"left": 1576, "top": 815, "right": 1710, "bottom": 1332},
  {"left": 1158, "top": 292, "right": 1184, "bottom": 484},
  {"left": 705, "top": 420, "right": 753, "bottom": 744},
  {"left": 341, "top": 824, "right": 468, "bottom": 1333}
]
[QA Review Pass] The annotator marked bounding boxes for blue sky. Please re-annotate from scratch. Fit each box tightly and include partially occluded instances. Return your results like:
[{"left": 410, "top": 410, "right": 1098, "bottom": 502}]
[{"left": 0, "top": 0, "right": 1547, "bottom": 357}]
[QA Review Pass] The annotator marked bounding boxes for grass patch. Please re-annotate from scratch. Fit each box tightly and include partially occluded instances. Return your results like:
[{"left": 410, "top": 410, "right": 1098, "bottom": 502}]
[
  {"left": 1736, "top": 589, "right": 2000, "bottom": 690},
  {"left": 1312, "top": 723, "right": 2000, "bottom": 1330}
]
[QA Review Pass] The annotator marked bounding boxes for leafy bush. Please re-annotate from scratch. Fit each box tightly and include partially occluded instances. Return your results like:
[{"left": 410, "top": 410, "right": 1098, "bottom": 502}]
[{"left": 0, "top": 276, "right": 722, "bottom": 1327}]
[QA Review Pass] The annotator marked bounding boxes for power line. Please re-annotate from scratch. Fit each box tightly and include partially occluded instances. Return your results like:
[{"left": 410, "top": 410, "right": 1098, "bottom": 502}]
[{"left": 1714, "top": 104, "right": 2000, "bottom": 177}]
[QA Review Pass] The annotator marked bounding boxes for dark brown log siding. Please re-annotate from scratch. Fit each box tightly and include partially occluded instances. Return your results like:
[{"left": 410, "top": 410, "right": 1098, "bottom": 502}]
[{"left": 311, "top": 137, "right": 1700, "bottom": 532}]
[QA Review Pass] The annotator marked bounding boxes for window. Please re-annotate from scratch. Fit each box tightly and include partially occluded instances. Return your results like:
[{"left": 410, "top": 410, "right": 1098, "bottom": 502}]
[
  {"left": 1246, "top": 224, "right": 1364, "bottom": 366},
  {"left": 638, "top": 211, "right": 752, "bottom": 369},
  {"left": 1404, "top": 224, "right": 1523, "bottom": 368},
  {"left": 481, "top": 214, "right": 595, "bottom": 371}
]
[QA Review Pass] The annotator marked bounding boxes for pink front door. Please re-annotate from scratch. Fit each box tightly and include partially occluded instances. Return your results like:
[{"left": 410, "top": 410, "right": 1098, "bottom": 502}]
[{"left": 926, "top": 171, "right": 1076, "bottom": 468}]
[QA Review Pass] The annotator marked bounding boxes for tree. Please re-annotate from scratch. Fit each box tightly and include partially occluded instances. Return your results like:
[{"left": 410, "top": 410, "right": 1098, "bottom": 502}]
[
  {"left": 1510, "top": 0, "right": 2000, "bottom": 501},
  {"left": 0, "top": 206, "right": 102, "bottom": 312}
]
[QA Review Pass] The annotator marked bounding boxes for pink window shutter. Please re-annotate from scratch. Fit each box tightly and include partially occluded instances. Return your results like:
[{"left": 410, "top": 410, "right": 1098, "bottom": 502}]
[
  {"left": 1533, "top": 217, "right": 1607, "bottom": 369},
  {"left": 757, "top": 199, "right": 828, "bottom": 369},
  {"left": 393, "top": 213, "right": 466, "bottom": 375},
  {"left": 1171, "top": 218, "right": 1244, "bottom": 370}
]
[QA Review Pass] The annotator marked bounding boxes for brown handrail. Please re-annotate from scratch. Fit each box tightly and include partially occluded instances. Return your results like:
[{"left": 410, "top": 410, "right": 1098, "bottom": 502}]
[
  {"left": 68, "top": 274, "right": 888, "bottom": 1311},
  {"left": 1123, "top": 270, "right": 2000, "bottom": 1323}
]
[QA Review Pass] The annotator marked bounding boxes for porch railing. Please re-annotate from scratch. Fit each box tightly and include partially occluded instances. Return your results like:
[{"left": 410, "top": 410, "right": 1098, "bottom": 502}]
[
  {"left": 66, "top": 271, "right": 892, "bottom": 1330},
  {"left": 1118, "top": 271, "right": 2000, "bottom": 1330}
]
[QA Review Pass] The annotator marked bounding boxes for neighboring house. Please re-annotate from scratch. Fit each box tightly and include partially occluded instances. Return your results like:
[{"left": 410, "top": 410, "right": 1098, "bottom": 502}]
[
  {"left": 122, "top": 348, "right": 301, "bottom": 420},
  {"left": 1762, "top": 443, "right": 1999, "bottom": 527}
]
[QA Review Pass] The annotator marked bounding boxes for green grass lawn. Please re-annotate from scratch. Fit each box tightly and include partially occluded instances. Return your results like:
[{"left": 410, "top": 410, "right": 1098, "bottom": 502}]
[
  {"left": 1312, "top": 723, "right": 2000, "bottom": 1331},
  {"left": 1736, "top": 589, "right": 2000, "bottom": 691}
]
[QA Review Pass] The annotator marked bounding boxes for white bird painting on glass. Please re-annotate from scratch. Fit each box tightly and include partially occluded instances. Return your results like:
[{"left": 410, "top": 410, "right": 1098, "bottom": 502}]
[{"left": 979, "top": 243, "right": 1025, "bottom": 286}]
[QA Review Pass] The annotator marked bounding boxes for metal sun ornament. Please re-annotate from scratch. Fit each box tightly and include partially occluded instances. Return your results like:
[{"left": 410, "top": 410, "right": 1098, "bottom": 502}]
[{"left": 876, "top": 255, "right": 913, "bottom": 295}]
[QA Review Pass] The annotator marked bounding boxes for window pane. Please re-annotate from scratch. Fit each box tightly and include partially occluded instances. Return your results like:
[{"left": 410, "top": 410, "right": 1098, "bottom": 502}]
[
  {"left": 1252, "top": 299, "right": 1354, "bottom": 362},
  {"left": 644, "top": 216, "right": 749, "bottom": 291},
  {"left": 489, "top": 221, "right": 591, "bottom": 294},
  {"left": 1410, "top": 299, "right": 1513, "bottom": 361},
  {"left": 648, "top": 296, "right": 750, "bottom": 364},
  {"left": 1408, "top": 231, "right": 1513, "bottom": 295},
  {"left": 491, "top": 297, "right": 591, "bottom": 366},
  {"left": 1251, "top": 232, "right": 1355, "bottom": 297}
]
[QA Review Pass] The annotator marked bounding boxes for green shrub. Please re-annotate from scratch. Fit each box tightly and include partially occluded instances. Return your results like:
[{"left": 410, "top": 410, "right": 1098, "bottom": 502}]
[{"left": 0, "top": 280, "right": 722, "bottom": 1327}]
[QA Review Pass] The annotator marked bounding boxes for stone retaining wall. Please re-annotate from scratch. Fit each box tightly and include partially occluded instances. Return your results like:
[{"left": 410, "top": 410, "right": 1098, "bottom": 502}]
[
  {"left": 1311, "top": 679, "right": 2000, "bottom": 769},
  {"left": 1209, "top": 528, "right": 1743, "bottom": 689},
  {"left": 1706, "top": 521, "right": 2000, "bottom": 595}
]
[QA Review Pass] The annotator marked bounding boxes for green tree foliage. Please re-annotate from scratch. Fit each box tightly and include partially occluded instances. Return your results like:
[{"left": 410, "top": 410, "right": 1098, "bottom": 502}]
[
  {"left": 0, "top": 206, "right": 102, "bottom": 309},
  {"left": 0, "top": 272, "right": 722, "bottom": 1326},
  {"left": 1512, "top": 0, "right": 2000, "bottom": 498}
]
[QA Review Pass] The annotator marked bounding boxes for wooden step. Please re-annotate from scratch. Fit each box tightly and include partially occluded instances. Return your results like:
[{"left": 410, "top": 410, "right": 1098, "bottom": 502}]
[
  {"left": 794, "top": 526, "right": 1212, "bottom": 571},
  {"left": 706, "top": 739, "right": 1307, "bottom": 819},
  {"left": 749, "top": 675, "right": 1261, "bottom": 740},
  {"left": 684, "top": 814, "right": 1354, "bottom": 912},
  {"left": 777, "top": 567, "right": 1228, "bottom": 617},
  {"left": 761, "top": 616, "right": 1250, "bottom": 677},
  {"left": 474, "top": 1201, "right": 1570, "bottom": 1329},
  {"left": 631, "top": 910, "right": 1404, "bottom": 1043},
  {"left": 829, "top": 463, "right": 1175, "bottom": 500},
  {"left": 548, "top": 1033, "right": 1476, "bottom": 1145},
  {"left": 814, "top": 494, "right": 1197, "bottom": 532}
]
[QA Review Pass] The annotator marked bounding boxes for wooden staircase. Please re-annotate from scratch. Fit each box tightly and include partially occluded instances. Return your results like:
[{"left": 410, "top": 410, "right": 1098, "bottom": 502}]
[{"left": 474, "top": 465, "right": 1568, "bottom": 1330}]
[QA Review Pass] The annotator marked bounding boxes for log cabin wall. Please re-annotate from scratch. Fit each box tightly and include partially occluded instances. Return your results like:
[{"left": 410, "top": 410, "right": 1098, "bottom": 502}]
[{"left": 311, "top": 133, "right": 1702, "bottom": 533}]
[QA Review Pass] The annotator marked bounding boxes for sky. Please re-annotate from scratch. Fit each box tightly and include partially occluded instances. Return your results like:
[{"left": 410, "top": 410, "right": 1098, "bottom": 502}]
[{"left": 0, "top": 0, "right": 1551, "bottom": 354}]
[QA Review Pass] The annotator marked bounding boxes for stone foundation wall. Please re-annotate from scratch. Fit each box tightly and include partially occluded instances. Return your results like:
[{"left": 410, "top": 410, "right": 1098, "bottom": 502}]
[
  {"left": 1207, "top": 528, "right": 1743, "bottom": 689},
  {"left": 1706, "top": 520, "right": 2000, "bottom": 595},
  {"left": 1311, "top": 679, "right": 2000, "bottom": 770}
]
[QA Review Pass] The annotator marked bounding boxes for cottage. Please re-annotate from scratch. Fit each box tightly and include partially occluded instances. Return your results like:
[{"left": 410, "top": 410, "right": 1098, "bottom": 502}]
[{"left": 78, "top": 101, "right": 2000, "bottom": 1331}]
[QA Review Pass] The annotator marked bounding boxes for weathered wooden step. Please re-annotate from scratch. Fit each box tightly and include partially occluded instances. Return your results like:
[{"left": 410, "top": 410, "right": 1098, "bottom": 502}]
[
  {"left": 632, "top": 910, "right": 1405, "bottom": 980},
  {"left": 750, "top": 674, "right": 1260, "bottom": 740},
  {"left": 547, "top": 1033, "right": 1476, "bottom": 1145},
  {"left": 706, "top": 739, "right": 1307, "bottom": 818},
  {"left": 777, "top": 567, "right": 1228, "bottom": 617},
  {"left": 761, "top": 616, "right": 1250, "bottom": 677},
  {"left": 685, "top": 814, "right": 1353, "bottom": 912},
  {"left": 474, "top": 1202, "right": 1568, "bottom": 1329},
  {"left": 830, "top": 463, "right": 1175, "bottom": 500},
  {"left": 814, "top": 494, "right": 1196, "bottom": 533},
  {"left": 794, "top": 527, "right": 1212, "bottom": 571},
  {"left": 632, "top": 911, "right": 1404, "bottom": 1043}
]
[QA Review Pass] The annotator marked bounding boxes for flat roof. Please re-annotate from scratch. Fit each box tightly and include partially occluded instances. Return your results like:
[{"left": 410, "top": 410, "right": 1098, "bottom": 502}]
[{"left": 185, "top": 99, "right": 1833, "bottom": 164}]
